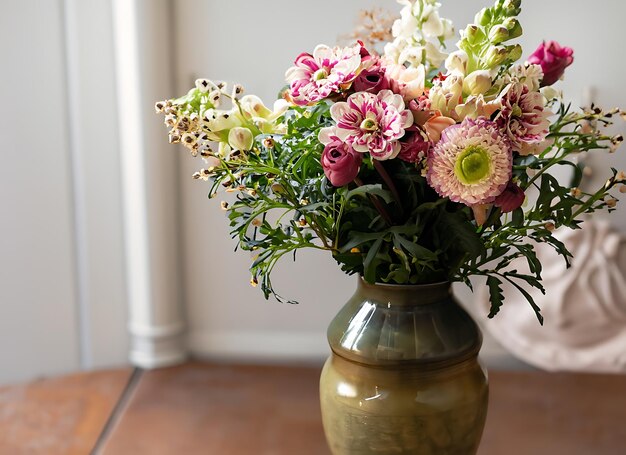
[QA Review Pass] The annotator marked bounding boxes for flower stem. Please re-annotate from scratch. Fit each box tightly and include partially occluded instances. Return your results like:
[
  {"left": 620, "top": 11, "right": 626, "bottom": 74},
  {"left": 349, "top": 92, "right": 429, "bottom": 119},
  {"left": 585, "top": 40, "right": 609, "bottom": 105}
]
[
  {"left": 373, "top": 159, "right": 404, "bottom": 217},
  {"left": 354, "top": 177, "right": 394, "bottom": 226}
]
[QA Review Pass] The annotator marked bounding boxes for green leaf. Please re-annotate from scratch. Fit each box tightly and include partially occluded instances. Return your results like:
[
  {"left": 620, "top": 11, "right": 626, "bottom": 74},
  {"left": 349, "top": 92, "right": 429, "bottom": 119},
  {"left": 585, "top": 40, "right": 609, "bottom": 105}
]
[
  {"left": 486, "top": 276, "right": 504, "bottom": 319},
  {"left": 363, "top": 237, "right": 384, "bottom": 283},
  {"left": 345, "top": 184, "right": 394, "bottom": 204}
]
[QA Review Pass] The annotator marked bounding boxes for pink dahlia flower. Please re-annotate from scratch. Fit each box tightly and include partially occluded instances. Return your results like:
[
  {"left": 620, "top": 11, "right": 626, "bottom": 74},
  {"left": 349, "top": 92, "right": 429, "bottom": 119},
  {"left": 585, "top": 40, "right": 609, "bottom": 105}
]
[
  {"left": 320, "top": 90, "right": 413, "bottom": 160},
  {"left": 495, "top": 83, "right": 552, "bottom": 155},
  {"left": 285, "top": 43, "right": 365, "bottom": 106},
  {"left": 320, "top": 136, "right": 363, "bottom": 187},
  {"left": 527, "top": 41, "right": 574, "bottom": 87},
  {"left": 427, "top": 117, "right": 512, "bottom": 206}
]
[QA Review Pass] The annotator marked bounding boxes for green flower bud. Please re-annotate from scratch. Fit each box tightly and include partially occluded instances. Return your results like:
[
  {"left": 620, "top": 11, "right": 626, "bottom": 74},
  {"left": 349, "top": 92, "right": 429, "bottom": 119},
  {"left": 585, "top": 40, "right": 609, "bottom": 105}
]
[
  {"left": 464, "top": 24, "right": 485, "bottom": 44},
  {"left": 485, "top": 45, "right": 508, "bottom": 67},
  {"left": 503, "top": 18, "right": 522, "bottom": 39},
  {"left": 474, "top": 7, "right": 492, "bottom": 26},
  {"left": 489, "top": 25, "right": 509, "bottom": 44},
  {"left": 507, "top": 44, "right": 523, "bottom": 62},
  {"left": 502, "top": 0, "right": 522, "bottom": 16}
]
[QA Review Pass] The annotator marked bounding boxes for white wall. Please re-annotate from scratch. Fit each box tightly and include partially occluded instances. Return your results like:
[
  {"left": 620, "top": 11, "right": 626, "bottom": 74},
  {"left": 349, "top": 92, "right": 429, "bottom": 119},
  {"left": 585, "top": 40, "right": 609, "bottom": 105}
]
[
  {"left": 0, "top": 0, "right": 129, "bottom": 385},
  {"left": 3, "top": 0, "right": 624, "bottom": 384},
  {"left": 172, "top": 0, "right": 626, "bottom": 368}
]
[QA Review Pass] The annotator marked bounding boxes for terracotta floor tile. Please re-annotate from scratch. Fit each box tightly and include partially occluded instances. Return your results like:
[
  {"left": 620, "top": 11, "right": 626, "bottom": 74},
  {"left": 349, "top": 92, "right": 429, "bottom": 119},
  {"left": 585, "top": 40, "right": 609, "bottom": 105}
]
[
  {"left": 0, "top": 368, "right": 133, "bottom": 455},
  {"left": 6, "top": 363, "right": 623, "bottom": 454},
  {"left": 480, "top": 371, "right": 626, "bottom": 455},
  {"left": 99, "top": 362, "right": 329, "bottom": 455}
]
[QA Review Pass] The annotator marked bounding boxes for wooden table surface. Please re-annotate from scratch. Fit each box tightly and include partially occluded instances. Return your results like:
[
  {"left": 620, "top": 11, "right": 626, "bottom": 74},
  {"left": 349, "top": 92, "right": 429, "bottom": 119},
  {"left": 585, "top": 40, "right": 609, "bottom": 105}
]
[{"left": 1, "top": 362, "right": 624, "bottom": 454}]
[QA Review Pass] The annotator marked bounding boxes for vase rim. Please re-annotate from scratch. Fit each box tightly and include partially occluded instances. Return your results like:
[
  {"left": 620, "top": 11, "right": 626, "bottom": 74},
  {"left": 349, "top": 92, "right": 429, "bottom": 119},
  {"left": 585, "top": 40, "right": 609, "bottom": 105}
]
[
  {"left": 355, "top": 276, "right": 452, "bottom": 306},
  {"left": 357, "top": 276, "right": 451, "bottom": 291}
]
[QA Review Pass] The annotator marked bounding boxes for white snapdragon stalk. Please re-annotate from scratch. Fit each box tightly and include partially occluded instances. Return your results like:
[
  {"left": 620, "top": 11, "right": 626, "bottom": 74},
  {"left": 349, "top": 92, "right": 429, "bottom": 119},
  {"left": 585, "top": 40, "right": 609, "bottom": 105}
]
[{"left": 384, "top": 0, "right": 454, "bottom": 71}]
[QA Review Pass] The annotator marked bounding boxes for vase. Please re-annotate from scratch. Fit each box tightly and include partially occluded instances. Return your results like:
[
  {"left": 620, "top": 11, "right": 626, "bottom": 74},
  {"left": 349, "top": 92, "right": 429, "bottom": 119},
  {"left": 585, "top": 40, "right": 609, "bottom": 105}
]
[{"left": 319, "top": 278, "right": 488, "bottom": 455}]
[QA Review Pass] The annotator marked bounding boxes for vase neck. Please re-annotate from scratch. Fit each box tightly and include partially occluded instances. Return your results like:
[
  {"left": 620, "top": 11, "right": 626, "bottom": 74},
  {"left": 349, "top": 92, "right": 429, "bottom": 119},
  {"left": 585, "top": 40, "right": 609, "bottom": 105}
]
[
  {"left": 357, "top": 279, "right": 451, "bottom": 306},
  {"left": 327, "top": 278, "right": 481, "bottom": 367}
]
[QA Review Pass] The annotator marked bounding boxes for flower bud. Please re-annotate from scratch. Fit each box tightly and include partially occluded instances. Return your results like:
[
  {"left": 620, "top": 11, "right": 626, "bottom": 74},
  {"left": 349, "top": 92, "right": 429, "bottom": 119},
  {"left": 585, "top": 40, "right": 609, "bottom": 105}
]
[
  {"left": 503, "top": 0, "right": 522, "bottom": 15},
  {"left": 485, "top": 46, "right": 508, "bottom": 67},
  {"left": 218, "top": 142, "right": 231, "bottom": 158},
  {"left": 463, "top": 25, "right": 484, "bottom": 44},
  {"left": 463, "top": 70, "right": 493, "bottom": 95},
  {"left": 195, "top": 78, "right": 211, "bottom": 93},
  {"left": 503, "top": 18, "right": 522, "bottom": 39},
  {"left": 474, "top": 7, "right": 492, "bottom": 26},
  {"left": 228, "top": 127, "right": 254, "bottom": 151},
  {"left": 507, "top": 44, "right": 523, "bottom": 62},
  {"left": 489, "top": 25, "right": 509, "bottom": 44},
  {"left": 208, "top": 90, "right": 221, "bottom": 108}
]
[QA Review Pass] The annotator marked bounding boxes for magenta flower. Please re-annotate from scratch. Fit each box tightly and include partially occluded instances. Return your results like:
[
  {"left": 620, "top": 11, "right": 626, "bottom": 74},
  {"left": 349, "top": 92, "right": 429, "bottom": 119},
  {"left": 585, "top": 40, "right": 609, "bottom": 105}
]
[
  {"left": 398, "top": 126, "right": 431, "bottom": 163},
  {"left": 352, "top": 59, "right": 389, "bottom": 94},
  {"left": 527, "top": 41, "right": 574, "bottom": 87},
  {"left": 494, "top": 181, "right": 525, "bottom": 213},
  {"left": 320, "top": 90, "right": 413, "bottom": 161},
  {"left": 495, "top": 83, "right": 552, "bottom": 155},
  {"left": 427, "top": 117, "right": 512, "bottom": 206},
  {"left": 285, "top": 43, "right": 365, "bottom": 106},
  {"left": 319, "top": 136, "right": 363, "bottom": 187}
]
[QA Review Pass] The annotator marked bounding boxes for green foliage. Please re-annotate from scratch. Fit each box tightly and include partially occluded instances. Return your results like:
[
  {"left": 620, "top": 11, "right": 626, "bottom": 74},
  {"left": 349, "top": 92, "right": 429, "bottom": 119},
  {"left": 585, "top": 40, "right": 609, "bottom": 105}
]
[{"left": 181, "top": 96, "right": 622, "bottom": 320}]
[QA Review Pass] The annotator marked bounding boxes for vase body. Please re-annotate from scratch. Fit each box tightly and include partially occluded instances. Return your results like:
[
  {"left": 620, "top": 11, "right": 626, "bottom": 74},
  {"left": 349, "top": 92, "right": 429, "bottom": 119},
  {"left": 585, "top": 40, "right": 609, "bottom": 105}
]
[{"left": 320, "top": 279, "right": 488, "bottom": 455}]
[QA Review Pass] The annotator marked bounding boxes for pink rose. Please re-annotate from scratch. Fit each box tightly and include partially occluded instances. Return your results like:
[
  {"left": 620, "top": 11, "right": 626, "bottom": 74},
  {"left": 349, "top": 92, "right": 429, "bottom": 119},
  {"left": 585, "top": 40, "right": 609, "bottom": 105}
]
[
  {"left": 352, "top": 61, "right": 389, "bottom": 94},
  {"left": 527, "top": 41, "right": 574, "bottom": 87},
  {"left": 321, "top": 139, "right": 362, "bottom": 187},
  {"left": 494, "top": 181, "right": 525, "bottom": 213},
  {"left": 398, "top": 127, "right": 431, "bottom": 163}
]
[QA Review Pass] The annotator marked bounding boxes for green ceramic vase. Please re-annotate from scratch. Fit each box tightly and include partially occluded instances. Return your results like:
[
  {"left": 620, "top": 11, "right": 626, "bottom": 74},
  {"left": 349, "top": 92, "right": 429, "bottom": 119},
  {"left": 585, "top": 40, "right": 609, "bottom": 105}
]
[{"left": 320, "top": 279, "right": 488, "bottom": 455}]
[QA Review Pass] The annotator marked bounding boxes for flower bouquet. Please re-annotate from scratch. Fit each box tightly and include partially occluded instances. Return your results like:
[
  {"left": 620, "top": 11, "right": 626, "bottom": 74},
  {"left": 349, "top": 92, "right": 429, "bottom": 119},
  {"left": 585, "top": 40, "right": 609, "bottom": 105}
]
[
  {"left": 156, "top": 0, "right": 624, "bottom": 452},
  {"left": 156, "top": 0, "right": 623, "bottom": 323}
]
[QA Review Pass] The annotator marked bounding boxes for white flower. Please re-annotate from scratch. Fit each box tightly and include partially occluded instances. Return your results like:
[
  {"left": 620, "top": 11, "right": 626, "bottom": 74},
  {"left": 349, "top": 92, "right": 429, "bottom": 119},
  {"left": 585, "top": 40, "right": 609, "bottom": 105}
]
[
  {"left": 463, "top": 70, "right": 493, "bottom": 95},
  {"left": 393, "top": 7, "right": 419, "bottom": 39},
  {"left": 228, "top": 127, "right": 254, "bottom": 151},
  {"left": 384, "top": 0, "right": 454, "bottom": 71},
  {"left": 507, "top": 64, "right": 544, "bottom": 92},
  {"left": 429, "top": 74, "right": 464, "bottom": 119},
  {"left": 424, "top": 42, "right": 448, "bottom": 68},
  {"left": 541, "top": 86, "right": 563, "bottom": 101},
  {"left": 445, "top": 50, "right": 469, "bottom": 76},
  {"left": 239, "top": 96, "right": 289, "bottom": 134},
  {"left": 421, "top": 9, "right": 444, "bottom": 37},
  {"left": 455, "top": 95, "right": 502, "bottom": 121}
]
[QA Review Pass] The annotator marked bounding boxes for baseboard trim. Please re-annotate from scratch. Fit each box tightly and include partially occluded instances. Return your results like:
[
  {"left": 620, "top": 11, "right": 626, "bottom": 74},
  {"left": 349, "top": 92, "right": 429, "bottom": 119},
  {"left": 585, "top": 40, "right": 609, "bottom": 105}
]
[{"left": 188, "top": 330, "right": 330, "bottom": 362}]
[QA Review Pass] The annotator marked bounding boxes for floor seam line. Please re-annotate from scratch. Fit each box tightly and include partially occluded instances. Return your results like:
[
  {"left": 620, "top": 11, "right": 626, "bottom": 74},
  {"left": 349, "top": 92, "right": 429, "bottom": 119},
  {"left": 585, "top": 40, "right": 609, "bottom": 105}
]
[{"left": 90, "top": 368, "right": 143, "bottom": 455}]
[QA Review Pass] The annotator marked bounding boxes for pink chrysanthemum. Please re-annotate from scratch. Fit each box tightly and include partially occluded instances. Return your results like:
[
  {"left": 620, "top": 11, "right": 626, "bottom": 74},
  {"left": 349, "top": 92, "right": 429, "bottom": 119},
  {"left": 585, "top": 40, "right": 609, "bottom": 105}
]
[
  {"left": 427, "top": 117, "right": 512, "bottom": 206},
  {"left": 319, "top": 90, "right": 413, "bottom": 160},
  {"left": 495, "top": 82, "right": 552, "bottom": 155},
  {"left": 285, "top": 43, "right": 364, "bottom": 106}
]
